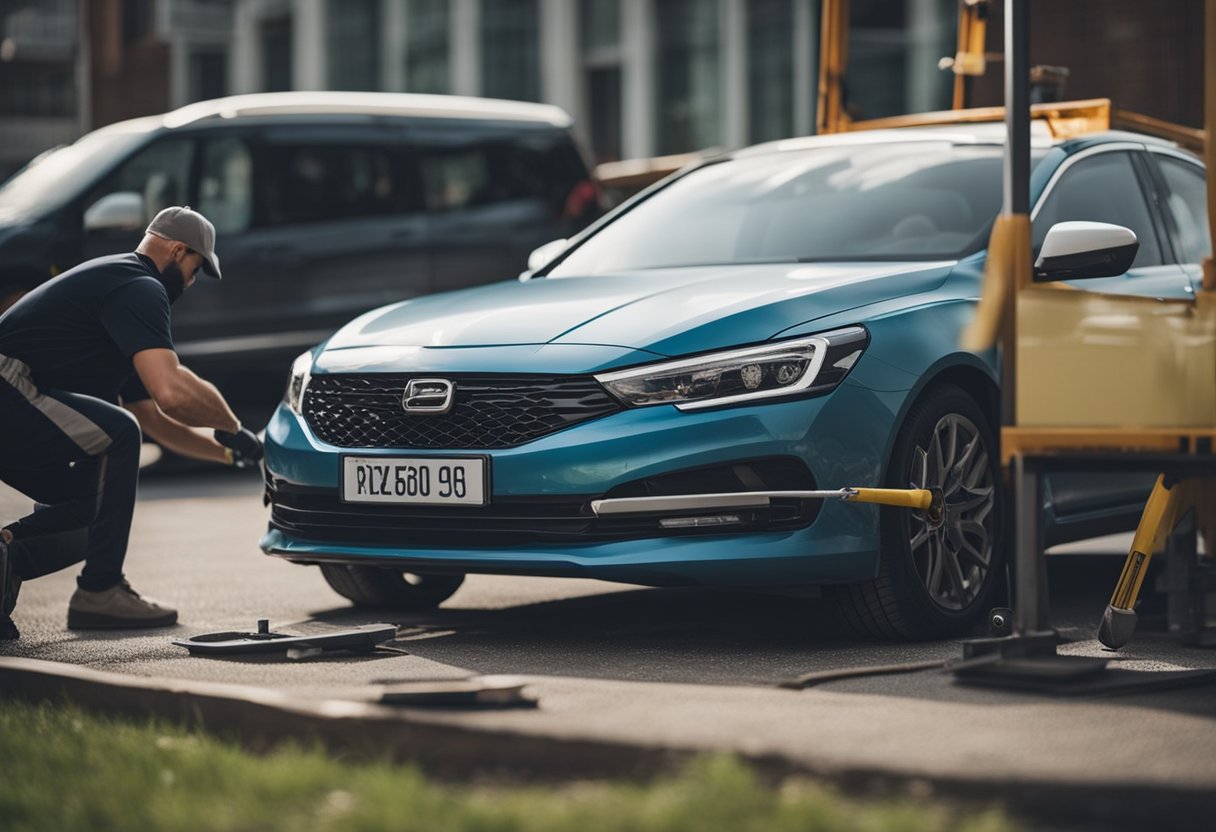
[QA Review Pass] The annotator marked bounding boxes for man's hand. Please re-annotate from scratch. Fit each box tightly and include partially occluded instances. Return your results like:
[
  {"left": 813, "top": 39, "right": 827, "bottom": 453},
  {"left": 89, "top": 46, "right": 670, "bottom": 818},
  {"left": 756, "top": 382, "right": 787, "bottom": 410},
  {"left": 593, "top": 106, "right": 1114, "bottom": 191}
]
[{"left": 214, "top": 427, "right": 264, "bottom": 469}]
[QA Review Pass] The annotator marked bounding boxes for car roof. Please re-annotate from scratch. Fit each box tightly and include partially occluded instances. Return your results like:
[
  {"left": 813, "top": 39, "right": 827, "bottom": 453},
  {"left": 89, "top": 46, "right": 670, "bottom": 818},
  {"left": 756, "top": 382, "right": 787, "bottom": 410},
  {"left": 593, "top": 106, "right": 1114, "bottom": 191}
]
[
  {"left": 121, "top": 91, "right": 575, "bottom": 131},
  {"left": 735, "top": 121, "right": 1185, "bottom": 159}
]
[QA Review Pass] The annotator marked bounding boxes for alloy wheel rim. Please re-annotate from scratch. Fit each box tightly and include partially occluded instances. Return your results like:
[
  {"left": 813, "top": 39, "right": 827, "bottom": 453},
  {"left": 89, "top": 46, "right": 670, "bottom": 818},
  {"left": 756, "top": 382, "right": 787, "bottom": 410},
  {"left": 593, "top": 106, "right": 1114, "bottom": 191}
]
[{"left": 906, "top": 413, "right": 994, "bottom": 611}]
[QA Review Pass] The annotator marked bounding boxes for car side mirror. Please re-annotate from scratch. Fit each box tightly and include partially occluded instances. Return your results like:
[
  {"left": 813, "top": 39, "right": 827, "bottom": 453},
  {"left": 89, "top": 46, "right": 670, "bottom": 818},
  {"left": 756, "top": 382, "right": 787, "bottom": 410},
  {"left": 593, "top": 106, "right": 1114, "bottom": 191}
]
[
  {"left": 83, "top": 191, "right": 145, "bottom": 233},
  {"left": 519, "top": 238, "right": 569, "bottom": 281},
  {"left": 1033, "top": 221, "right": 1138, "bottom": 282}
]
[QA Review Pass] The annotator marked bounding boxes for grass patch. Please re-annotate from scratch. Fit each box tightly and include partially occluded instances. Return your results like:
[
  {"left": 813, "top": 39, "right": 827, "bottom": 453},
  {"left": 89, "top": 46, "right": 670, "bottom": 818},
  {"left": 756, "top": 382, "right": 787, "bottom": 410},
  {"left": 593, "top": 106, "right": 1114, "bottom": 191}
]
[{"left": 0, "top": 699, "right": 1018, "bottom": 832}]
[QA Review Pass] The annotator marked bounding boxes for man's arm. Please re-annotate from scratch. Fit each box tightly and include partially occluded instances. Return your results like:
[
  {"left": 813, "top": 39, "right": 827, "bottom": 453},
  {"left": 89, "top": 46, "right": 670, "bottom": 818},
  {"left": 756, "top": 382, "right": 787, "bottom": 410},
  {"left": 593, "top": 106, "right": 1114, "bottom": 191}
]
[
  {"left": 132, "top": 348, "right": 240, "bottom": 433},
  {"left": 124, "top": 399, "right": 232, "bottom": 465}
]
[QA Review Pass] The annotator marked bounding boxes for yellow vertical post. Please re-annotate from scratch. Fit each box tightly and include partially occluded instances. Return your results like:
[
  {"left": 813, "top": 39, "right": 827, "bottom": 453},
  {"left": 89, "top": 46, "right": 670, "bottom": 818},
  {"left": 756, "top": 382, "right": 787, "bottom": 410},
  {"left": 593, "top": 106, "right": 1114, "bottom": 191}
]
[
  {"left": 817, "top": 0, "right": 850, "bottom": 134},
  {"left": 1205, "top": 0, "right": 1215, "bottom": 291},
  {"left": 951, "top": 0, "right": 990, "bottom": 110}
]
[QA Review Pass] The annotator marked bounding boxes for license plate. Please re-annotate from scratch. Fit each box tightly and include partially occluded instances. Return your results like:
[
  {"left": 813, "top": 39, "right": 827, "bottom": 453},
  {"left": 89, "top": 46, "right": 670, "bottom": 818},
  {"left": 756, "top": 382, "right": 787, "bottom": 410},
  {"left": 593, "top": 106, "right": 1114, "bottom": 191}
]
[{"left": 341, "top": 456, "right": 487, "bottom": 506}]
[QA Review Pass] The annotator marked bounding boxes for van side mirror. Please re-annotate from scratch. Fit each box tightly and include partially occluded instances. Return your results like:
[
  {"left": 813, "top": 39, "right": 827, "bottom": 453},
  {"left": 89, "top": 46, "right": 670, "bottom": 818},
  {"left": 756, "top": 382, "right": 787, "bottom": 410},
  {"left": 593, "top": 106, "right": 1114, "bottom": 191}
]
[
  {"left": 519, "top": 238, "right": 569, "bottom": 281},
  {"left": 84, "top": 192, "right": 145, "bottom": 232},
  {"left": 1034, "top": 221, "right": 1138, "bottom": 282}
]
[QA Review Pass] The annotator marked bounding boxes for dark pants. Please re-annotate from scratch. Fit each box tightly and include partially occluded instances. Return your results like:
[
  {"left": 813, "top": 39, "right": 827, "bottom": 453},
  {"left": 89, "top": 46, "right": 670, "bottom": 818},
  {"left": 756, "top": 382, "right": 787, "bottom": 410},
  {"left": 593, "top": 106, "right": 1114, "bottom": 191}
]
[{"left": 0, "top": 369, "right": 141, "bottom": 592}]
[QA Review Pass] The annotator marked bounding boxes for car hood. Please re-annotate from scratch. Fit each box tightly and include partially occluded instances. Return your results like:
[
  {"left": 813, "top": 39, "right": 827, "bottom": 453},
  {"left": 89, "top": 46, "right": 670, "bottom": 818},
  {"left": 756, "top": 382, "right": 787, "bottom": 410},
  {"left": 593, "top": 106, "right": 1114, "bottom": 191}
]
[{"left": 322, "top": 261, "right": 954, "bottom": 358}]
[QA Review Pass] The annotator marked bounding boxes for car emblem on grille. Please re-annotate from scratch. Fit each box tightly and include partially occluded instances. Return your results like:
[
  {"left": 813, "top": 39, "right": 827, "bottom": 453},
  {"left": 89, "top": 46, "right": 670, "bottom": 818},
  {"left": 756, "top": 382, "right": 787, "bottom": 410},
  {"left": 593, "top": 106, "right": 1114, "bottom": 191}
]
[{"left": 402, "top": 378, "right": 454, "bottom": 415}]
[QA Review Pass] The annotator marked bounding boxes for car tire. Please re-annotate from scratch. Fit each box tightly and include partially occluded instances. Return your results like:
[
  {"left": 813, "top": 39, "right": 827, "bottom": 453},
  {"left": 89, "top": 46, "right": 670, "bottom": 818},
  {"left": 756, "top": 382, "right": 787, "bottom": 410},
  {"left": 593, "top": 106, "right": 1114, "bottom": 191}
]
[
  {"left": 320, "top": 564, "right": 465, "bottom": 610},
  {"left": 828, "top": 383, "right": 1004, "bottom": 640}
]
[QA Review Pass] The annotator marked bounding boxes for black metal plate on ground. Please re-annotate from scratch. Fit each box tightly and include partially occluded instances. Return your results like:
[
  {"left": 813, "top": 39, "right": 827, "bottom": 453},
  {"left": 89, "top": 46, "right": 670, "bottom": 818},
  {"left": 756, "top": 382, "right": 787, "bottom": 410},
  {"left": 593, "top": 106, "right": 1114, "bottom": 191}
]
[
  {"left": 955, "top": 660, "right": 1216, "bottom": 696},
  {"left": 376, "top": 676, "right": 538, "bottom": 709},
  {"left": 173, "top": 624, "right": 398, "bottom": 656}
]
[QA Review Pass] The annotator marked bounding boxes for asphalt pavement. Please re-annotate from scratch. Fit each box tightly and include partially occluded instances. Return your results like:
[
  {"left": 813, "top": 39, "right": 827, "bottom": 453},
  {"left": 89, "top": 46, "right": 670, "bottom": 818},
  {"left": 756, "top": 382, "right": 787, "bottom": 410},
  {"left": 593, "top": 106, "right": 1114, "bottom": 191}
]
[{"left": 2, "top": 465, "right": 1216, "bottom": 829}]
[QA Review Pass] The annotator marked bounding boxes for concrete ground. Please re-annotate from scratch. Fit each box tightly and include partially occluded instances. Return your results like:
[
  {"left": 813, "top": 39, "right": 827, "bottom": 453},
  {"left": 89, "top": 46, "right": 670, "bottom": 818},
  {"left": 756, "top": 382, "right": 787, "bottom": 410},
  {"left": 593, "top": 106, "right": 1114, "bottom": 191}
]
[{"left": 2, "top": 467, "right": 1215, "bottom": 829}]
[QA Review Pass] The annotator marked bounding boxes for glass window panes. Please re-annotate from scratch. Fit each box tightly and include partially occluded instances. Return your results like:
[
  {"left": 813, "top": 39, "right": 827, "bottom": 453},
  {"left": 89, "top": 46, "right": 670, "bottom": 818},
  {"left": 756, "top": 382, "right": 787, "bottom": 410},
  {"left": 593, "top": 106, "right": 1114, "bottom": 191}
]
[
  {"left": 85, "top": 138, "right": 194, "bottom": 225},
  {"left": 1033, "top": 152, "right": 1163, "bottom": 268},
  {"left": 581, "top": 0, "right": 620, "bottom": 52},
  {"left": 197, "top": 137, "right": 252, "bottom": 234},
  {"left": 480, "top": 0, "right": 541, "bottom": 102},
  {"left": 655, "top": 0, "right": 720, "bottom": 154},
  {"left": 1156, "top": 156, "right": 1210, "bottom": 263},
  {"left": 405, "top": 0, "right": 450, "bottom": 94},
  {"left": 327, "top": 0, "right": 381, "bottom": 91},
  {"left": 846, "top": 0, "right": 957, "bottom": 121},
  {"left": 263, "top": 144, "right": 405, "bottom": 226},
  {"left": 413, "top": 126, "right": 591, "bottom": 224},
  {"left": 748, "top": 0, "right": 794, "bottom": 144},
  {"left": 260, "top": 15, "right": 292, "bottom": 92}
]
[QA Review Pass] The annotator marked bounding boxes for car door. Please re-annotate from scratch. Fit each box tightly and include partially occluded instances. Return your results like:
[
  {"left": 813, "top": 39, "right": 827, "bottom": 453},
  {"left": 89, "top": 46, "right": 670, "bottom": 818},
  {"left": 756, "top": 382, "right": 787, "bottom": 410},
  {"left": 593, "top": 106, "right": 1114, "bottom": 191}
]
[
  {"left": 1030, "top": 146, "right": 1191, "bottom": 541},
  {"left": 180, "top": 122, "right": 431, "bottom": 355},
  {"left": 77, "top": 135, "right": 195, "bottom": 264}
]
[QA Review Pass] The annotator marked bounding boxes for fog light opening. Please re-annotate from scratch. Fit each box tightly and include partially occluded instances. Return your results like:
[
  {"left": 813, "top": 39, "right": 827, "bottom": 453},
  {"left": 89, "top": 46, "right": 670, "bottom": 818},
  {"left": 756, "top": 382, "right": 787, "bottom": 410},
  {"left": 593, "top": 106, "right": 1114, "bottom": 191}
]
[{"left": 659, "top": 514, "right": 744, "bottom": 529}]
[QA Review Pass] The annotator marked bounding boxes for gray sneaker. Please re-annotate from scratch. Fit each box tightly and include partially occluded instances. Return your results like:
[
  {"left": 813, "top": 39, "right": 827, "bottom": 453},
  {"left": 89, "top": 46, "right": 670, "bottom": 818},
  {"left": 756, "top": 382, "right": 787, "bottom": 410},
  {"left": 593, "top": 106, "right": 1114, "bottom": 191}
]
[
  {"left": 1, "top": 540, "right": 20, "bottom": 640},
  {"left": 67, "top": 580, "right": 177, "bottom": 629}
]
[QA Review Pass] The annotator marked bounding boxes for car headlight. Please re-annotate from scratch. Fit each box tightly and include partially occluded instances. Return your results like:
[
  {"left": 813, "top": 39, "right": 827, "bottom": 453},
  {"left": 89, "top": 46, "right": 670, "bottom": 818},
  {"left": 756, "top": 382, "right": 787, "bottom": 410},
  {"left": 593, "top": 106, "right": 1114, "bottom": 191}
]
[
  {"left": 595, "top": 326, "right": 868, "bottom": 411},
  {"left": 284, "top": 350, "right": 313, "bottom": 414}
]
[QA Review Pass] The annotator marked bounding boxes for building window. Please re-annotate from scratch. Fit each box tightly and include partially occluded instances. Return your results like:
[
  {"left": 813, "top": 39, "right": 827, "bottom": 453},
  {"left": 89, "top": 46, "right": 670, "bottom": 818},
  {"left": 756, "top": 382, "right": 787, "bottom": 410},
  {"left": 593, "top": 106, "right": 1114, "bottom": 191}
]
[
  {"left": 260, "top": 14, "right": 292, "bottom": 92},
  {"left": 188, "top": 49, "right": 228, "bottom": 103},
  {"left": 123, "top": 0, "right": 157, "bottom": 45},
  {"left": 328, "top": 0, "right": 381, "bottom": 90},
  {"left": 655, "top": 0, "right": 720, "bottom": 154},
  {"left": 747, "top": 0, "right": 793, "bottom": 143},
  {"left": 581, "top": 0, "right": 622, "bottom": 163},
  {"left": 480, "top": 0, "right": 540, "bottom": 102},
  {"left": 404, "top": 0, "right": 449, "bottom": 94},
  {"left": 846, "top": 0, "right": 957, "bottom": 121}
]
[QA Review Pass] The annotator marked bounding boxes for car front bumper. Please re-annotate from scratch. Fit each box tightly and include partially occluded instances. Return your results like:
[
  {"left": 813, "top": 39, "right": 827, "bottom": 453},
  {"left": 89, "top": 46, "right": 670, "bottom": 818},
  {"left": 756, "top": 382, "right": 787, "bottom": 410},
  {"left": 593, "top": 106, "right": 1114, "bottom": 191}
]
[{"left": 260, "top": 378, "right": 905, "bottom": 587}]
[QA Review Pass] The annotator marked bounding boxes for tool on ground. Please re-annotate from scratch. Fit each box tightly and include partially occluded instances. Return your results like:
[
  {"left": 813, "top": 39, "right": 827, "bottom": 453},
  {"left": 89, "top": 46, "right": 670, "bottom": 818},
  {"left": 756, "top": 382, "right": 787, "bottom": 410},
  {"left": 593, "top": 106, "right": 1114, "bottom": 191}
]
[
  {"left": 376, "top": 675, "right": 537, "bottom": 709},
  {"left": 173, "top": 620, "right": 398, "bottom": 657}
]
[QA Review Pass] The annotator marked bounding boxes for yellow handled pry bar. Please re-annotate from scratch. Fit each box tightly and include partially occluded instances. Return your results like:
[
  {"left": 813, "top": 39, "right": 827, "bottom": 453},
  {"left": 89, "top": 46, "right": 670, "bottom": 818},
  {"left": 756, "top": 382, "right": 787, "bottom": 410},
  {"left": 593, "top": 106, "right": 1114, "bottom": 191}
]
[
  {"left": 1097, "top": 475, "right": 1197, "bottom": 649},
  {"left": 589, "top": 487, "right": 941, "bottom": 519}
]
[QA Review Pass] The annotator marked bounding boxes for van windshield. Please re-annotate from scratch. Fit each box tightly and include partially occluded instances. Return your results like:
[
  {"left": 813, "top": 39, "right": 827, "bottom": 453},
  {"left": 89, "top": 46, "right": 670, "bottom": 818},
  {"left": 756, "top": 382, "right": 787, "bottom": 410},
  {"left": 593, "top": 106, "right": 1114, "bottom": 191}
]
[
  {"left": 550, "top": 142, "right": 1019, "bottom": 275},
  {"left": 0, "top": 126, "right": 151, "bottom": 219}
]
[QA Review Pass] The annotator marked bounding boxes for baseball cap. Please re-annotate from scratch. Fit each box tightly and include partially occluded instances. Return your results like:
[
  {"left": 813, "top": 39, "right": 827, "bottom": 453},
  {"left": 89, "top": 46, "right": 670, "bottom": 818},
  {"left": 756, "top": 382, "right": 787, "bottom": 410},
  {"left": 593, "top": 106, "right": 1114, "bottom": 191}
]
[{"left": 146, "top": 206, "right": 222, "bottom": 279}]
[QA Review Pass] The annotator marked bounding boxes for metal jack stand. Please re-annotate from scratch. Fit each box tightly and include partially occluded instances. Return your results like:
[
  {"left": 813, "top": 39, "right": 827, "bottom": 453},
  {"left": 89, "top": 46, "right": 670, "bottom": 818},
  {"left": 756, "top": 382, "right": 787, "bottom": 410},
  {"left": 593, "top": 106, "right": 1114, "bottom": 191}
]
[
  {"left": 953, "top": 456, "right": 1110, "bottom": 691},
  {"left": 952, "top": 455, "right": 1216, "bottom": 695}
]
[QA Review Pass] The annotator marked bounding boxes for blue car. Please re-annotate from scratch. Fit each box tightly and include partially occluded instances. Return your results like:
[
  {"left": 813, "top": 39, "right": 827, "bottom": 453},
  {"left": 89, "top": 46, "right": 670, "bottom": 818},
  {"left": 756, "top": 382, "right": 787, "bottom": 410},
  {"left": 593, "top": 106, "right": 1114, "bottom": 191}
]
[{"left": 261, "top": 124, "right": 1208, "bottom": 639}]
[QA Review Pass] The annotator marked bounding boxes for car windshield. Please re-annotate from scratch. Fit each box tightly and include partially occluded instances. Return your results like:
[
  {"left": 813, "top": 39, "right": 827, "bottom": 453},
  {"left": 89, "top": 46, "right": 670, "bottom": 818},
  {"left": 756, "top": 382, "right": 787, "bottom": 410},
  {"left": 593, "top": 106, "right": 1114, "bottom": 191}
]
[
  {"left": 550, "top": 141, "right": 1013, "bottom": 276},
  {"left": 0, "top": 124, "right": 151, "bottom": 218}
]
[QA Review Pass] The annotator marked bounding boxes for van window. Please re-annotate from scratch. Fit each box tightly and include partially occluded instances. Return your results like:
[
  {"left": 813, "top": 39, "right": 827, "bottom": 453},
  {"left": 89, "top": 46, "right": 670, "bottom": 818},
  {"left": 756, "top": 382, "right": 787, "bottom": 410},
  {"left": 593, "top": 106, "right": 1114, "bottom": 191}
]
[
  {"left": 262, "top": 143, "right": 407, "bottom": 226},
  {"left": 84, "top": 137, "right": 194, "bottom": 224},
  {"left": 416, "top": 127, "right": 590, "bottom": 220},
  {"left": 197, "top": 137, "right": 253, "bottom": 234}
]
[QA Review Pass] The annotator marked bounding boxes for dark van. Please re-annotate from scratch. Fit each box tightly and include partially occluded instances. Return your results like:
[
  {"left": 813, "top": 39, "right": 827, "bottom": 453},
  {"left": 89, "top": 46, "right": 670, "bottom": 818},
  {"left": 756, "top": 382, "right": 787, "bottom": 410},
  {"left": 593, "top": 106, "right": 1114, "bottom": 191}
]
[{"left": 0, "top": 92, "right": 603, "bottom": 425}]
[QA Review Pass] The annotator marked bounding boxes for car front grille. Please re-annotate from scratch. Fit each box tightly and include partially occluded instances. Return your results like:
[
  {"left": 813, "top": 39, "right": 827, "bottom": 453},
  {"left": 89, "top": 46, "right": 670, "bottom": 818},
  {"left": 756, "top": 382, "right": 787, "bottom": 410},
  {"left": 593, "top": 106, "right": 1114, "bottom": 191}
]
[{"left": 302, "top": 374, "right": 621, "bottom": 449}]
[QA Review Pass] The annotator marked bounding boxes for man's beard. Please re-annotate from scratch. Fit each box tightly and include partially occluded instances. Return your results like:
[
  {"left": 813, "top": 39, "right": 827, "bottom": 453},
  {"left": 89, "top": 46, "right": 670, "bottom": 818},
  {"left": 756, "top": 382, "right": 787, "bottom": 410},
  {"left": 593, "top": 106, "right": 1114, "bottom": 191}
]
[{"left": 159, "top": 261, "right": 185, "bottom": 304}]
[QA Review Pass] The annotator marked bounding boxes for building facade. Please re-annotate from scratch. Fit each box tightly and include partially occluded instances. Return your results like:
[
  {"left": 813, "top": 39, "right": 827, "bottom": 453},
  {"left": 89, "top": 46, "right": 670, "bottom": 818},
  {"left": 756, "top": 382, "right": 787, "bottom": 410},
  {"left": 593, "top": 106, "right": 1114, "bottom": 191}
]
[{"left": 1, "top": 1, "right": 1202, "bottom": 178}]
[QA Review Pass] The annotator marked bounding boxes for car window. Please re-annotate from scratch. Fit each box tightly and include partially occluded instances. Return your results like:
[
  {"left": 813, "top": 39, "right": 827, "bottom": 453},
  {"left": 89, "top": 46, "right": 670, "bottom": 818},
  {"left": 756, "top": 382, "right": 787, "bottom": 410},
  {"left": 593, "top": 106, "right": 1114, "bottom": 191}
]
[
  {"left": 83, "top": 137, "right": 194, "bottom": 224},
  {"left": 197, "top": 137, "right": 253, "bottom": 234},
  {"left": 415, "top": 126, "right": 593, "bottom": 223},
  {"left": 1156, "top": 156, "right": 1210, "bottom": 264},
  {"left": 262, "top": 143, "right": 407, "bottom": 226},
  {"left": 549, "top": 142, "right": 1009, "bottom": 275},
  {"left": 1033, "top": 151, "right": 1162, "bottom": 268},
  {"left": 0, "top": 126, "right": 148, "bottom": 216}
]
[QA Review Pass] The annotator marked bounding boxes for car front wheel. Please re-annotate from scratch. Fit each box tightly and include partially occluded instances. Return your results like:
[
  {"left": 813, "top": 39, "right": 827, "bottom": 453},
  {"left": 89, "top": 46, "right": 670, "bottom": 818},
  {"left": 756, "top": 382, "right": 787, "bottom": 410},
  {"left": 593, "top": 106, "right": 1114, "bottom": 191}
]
[
  {"left": 320, "top": 564, "right": 465, "bottom": 610},
  {"left": 829, "top": 383, "right": 1004, "bottom": 640}
]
